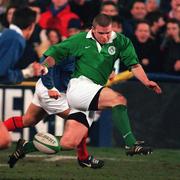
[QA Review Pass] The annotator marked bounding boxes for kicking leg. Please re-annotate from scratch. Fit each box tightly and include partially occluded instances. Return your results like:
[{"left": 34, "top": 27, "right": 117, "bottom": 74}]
[{"left": 97, "top": 87, "right": 152, "bottom": 156}]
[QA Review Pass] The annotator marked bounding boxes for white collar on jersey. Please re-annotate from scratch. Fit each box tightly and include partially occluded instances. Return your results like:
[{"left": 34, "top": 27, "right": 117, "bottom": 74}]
[
  {"left": 86, "top": 30, "right": 117, "bottom": 52},
  {"left": 9, "top": 24, "right": 23, "bottom": 36},
  {"left": 86, "top": 30, "right": 117, "bottom": 43}
]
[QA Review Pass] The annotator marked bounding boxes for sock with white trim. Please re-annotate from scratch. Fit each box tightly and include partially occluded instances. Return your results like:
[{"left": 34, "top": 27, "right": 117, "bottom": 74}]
[{"left": 112, "top": 105, "right": 136, "bottom": 147}]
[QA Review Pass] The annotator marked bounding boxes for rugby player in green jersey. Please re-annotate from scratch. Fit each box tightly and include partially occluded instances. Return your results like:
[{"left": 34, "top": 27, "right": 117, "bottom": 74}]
[{"left": 40, "top": 14, "right": 162, "bottom": 156}]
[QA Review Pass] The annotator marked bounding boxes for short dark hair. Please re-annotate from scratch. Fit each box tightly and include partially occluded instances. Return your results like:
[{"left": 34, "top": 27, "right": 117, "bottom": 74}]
[
  {"left": 100, "top": 1, "right": 118, "bottom": 12},
  {"left": 166, "top": 18, "right": 180, "bottom": 28},
  {"left": 146, "top": 11, "right": 164, "bottom": 26},
  {"left": 92, "top": 14, "right": 112, "bottom": 27},
  {"left": 134, "top": 20, "right": 150, "bottom": 30},
  {"left": 12, "top": 7, "right": 36, "bottom": 29}
]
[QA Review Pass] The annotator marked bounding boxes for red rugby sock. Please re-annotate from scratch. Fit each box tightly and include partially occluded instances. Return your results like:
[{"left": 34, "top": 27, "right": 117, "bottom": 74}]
[
  {"left": 77, "top": 134, "right": 89, "bottom": 160},
  {"left": 3, "top": 116, "right": 24, "bottom": 131}
]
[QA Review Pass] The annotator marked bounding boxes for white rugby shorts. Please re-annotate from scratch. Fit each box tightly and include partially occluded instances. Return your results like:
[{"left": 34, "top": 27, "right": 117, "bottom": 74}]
[
  {"left": 66, "top": 76, "right": 103, "bottom": 111},
  {"left": 32, "top": 79, "right": 69, "bottom": 115}
]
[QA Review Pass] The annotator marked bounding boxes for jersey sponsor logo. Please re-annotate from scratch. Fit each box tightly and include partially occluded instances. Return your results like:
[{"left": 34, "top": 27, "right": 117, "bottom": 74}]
[
  {"left": 108, "top": 46, "right": 116, "bottom": 55},
  {"left": 85, "top": 46, "right": 91, "bottom": 49}
]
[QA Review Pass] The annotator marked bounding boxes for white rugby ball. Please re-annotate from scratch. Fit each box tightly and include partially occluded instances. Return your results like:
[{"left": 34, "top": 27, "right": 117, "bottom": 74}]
[{"left": 33, "top": 132, "right": 60, "bottom": 154}]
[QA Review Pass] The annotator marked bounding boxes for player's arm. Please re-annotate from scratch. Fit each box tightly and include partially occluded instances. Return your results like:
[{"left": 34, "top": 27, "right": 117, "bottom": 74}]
[
  {"left": 119, "top": 36, "right": 162, "bottom": 94},
  {"left": 131, "top": 64, "right": 162, "bottom": 94},
  {"left": 40, "top": 56, "right": 61, "bottom": 99}
]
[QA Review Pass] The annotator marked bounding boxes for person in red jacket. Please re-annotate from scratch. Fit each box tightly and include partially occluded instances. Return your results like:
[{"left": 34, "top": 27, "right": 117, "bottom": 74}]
[{"left": 39, "top": 0, "right": 80, "bottom": 40}]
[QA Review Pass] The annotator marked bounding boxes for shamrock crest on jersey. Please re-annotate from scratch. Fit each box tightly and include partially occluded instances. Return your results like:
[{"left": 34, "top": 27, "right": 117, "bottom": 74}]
[{"left": 108, "top": 46, "right": 116, "bottom": 55}]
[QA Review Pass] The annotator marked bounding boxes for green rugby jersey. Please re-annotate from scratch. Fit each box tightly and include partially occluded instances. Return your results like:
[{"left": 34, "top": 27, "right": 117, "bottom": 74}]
[{"left": 44, "top": 31, "right": 139, "bottom": 85}]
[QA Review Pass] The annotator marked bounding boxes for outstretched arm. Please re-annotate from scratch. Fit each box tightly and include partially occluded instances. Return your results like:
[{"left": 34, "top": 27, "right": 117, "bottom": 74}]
[
  {"left": 131, "top": 64, "right": 162, "bottom": 94},
  {"left": 38, "top": 56, "right": 56, "bottom": 75}
]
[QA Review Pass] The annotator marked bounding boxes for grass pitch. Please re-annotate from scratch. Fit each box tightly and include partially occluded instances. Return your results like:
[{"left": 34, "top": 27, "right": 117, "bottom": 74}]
[{"left": 0, "top": 145, "right": 180, "bottom": 180}]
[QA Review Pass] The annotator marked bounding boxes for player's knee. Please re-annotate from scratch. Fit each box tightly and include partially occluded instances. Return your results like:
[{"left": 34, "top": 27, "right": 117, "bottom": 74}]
[
  {"left": 60, "top": 136, "right": 80, "bottom": 149},
  {"left": 111, "top": 94, "right": 127, "bottom": 106},
  {"left": 116, "top": 95, "right": 127, "bottom": 105}
]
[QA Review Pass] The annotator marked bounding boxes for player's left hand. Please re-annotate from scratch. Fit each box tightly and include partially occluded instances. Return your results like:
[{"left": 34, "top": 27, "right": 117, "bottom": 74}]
[
  {"left": 108, "top": 71, "right": 116, "bottom": 81},
  {"left": 48, "top": 89, "right": 61, "bottom": 99},
  {"left": 145, "top": 81, "right": 162, "bottom": 94}
]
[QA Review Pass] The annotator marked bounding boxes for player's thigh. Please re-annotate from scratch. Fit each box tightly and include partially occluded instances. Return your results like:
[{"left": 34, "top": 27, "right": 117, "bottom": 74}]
[
  {"left": 60, "top": 120, "right": 88, "bottom": 148},
  {"left": 98, "top": 87, "right": 127, "bottom": 109},
  {"left": 23, "top": 103, "right": 47, "bottom": 127}
]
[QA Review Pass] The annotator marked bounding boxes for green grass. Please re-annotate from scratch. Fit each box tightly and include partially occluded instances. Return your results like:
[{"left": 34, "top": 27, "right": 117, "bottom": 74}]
[{"left": 0, "top": 145, "right": 180, "bottom": 180}]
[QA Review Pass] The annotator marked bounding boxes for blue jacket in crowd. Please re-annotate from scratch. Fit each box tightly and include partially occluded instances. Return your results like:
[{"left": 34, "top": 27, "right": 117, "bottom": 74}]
[{"left": 0, "top": 28, "right": 26, "bottom": 84}]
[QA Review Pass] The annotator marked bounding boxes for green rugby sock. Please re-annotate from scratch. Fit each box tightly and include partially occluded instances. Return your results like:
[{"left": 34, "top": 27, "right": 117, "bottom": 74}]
[
  {"left": 24, "top": 141, "right": 38, "bottom": 154},
  {"left": 112, "top": 105, "right": 136, "bottom": 147}
]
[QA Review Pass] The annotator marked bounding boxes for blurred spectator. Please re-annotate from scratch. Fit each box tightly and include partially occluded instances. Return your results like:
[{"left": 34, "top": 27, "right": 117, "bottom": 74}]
[
  {"left": 123, "top": 0, "right": 147, "bottom": 38},
  {"left": 0, "top": 7, "right": 41, "bottom": 84},
  {"left": 46, "top": 28, "right": 61, "bottom": 45},
  {"left": 29, "top": 3, "right": 42, "bottom": 47},
  {"left": 145, "top": 0, "right": 160, "bottom": 13},
  {"left": 146, "top": 10, "right": 166, "bottom": 45},
  {"left": 168, "top": 0, "right": 180, "bottom": 19},
  {"left": 173, "top": 4, "right": 180, "bottom": 21},
  {"left": 101, "top": 0, "right": 132, "bottom": 19},
  {"left": 100, "top": 1, "right": 119, "bottom": 16},
  {"left": 0, "top": 5, "right": 17, "bottom": 30},
  {"left": 111, "top": 15, "right": 123, "bottom": 33},
  {"left": 130, "top": 0, "right": 147, "bottom": 20},
  {"left": 69, "top": 0, "right": 100, "bottom": 26},
  {"left": 38, "top": 0, "right": 80, "bottom": 40},
  {"left": 161, "top": 18, "right": 180, "bottom": 74},
  {"left": 0, "top": 0, "right": 9, "bottom": 14},
  {"left": 132, "top": 20, "right": 162, "bottom": 72},
  {"left": 67, "top": 18, "right": 81, "bottom": 37}
]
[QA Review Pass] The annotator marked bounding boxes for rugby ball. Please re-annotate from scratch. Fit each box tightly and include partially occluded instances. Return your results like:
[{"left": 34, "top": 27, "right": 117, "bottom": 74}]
[{"left": 33, "top": 132, "right": 60, "bottom": 154}]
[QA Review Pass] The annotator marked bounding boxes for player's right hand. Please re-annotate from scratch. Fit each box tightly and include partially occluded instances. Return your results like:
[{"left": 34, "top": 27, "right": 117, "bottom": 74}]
[
  {"left": 48, "top": 88, "right": 61, "bottom": 99},
  {"left": 38, "top": 64, "right": 48, "bottom": 75}
]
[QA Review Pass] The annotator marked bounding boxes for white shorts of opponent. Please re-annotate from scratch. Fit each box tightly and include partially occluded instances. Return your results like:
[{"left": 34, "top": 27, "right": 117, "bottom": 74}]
[
  {"left": 66, "top": 76, "right": 103, "bottom": 111},
  {"left": 32, "top": 79, "right": 95, "bottom": 127}
]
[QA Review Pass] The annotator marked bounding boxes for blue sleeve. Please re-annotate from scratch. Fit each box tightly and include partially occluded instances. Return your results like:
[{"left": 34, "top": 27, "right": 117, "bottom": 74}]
[
  {"left": 40, "top": 56, "right": 55, "bottom": 89},
  {"left": 41, "top": 67, "right": 55, "bottom": 89},
  {"left": 0, "top": 39, "right": 25, "bottom": 84}
]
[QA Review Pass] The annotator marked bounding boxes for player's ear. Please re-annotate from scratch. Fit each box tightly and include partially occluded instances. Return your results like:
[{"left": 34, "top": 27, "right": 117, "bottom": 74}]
[{"left": 92, "top": 26, "right": 95, "bottom": 32}]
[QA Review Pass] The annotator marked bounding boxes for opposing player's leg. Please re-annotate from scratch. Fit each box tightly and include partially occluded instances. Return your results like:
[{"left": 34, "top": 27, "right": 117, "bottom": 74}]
[
  {"left": 8, "top": 111, "right": 104, "bottom": 168},
  {"left": 0, "top": 122, "right": 11, "bottom": 149}
]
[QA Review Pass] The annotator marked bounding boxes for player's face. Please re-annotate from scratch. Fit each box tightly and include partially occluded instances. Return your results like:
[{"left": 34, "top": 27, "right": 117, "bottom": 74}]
[{"left": 92, "top": 24, "right": 112, "bottom": 44}]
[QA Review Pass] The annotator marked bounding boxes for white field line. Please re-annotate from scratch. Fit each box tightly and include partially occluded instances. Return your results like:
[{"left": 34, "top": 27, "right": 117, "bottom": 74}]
[
  {"left": 0, "top": 164, "right": 9, "bottom": 167},
  {"left": 26, "top": 154, "right": 145, "bottom": 162}
]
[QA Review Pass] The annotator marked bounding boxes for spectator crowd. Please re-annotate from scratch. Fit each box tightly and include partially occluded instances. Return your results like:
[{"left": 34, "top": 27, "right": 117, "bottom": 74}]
[{"left": 0, "top": 0, "right": 180, "bottom": 84}]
